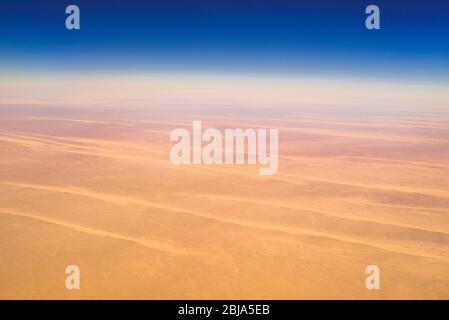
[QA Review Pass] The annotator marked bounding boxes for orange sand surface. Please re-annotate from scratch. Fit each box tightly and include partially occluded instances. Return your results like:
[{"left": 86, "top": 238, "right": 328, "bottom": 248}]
[{"left": 1, "top": 105, "right": 449, "bottom": 299}]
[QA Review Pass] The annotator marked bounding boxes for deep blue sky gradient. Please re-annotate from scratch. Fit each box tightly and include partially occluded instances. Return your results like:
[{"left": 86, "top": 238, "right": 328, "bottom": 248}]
[{"left": 1, "top": 0, "right": 448, "bottom": 79}]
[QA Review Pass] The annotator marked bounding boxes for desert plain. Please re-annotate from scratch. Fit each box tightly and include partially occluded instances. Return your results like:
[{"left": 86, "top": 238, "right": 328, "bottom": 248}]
[{"left": 1, "top": 75, "right": 449, "bottom": 299}]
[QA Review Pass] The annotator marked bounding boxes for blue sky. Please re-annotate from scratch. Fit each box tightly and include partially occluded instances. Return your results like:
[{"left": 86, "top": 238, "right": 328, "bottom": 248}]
[{"left": 1, "top": 0, "right": 448, "bottom": 80}]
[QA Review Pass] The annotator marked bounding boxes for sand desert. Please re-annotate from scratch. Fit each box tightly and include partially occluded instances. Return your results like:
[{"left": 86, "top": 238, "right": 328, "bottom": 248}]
[{"left": 1, "top": 75, "right": 449, "bottom": 299}]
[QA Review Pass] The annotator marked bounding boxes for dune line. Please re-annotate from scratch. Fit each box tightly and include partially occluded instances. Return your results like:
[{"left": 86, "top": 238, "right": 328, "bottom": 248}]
[
  {"left": 0, "top": 134, "right": 170, "bottom": 166},
  {"left": 3, "top": 182, "right": 449, "bottom": 263},
  {"left": 177, "top": 192, "right": 449, "bottom": 236},
  {"left": 276, "top": 173, "right": 449, "bottom": 199},
  {"left": 0, "top": 209, "right": 190, "bottom": 255},
  {"left": 200, "top": 115, "right": 449, "bottom": 130},
  {"left": 25, "top": 116, "right": 135, "bottom": 127},
  {"left": 0, "top": 131, "right": 162, "bottom": 155},
  {"left": 348, "top": 199, "right": 449, "bottom": 215},
  {"left": 336, "top": 156, "right": 449, "bottom": 170}
]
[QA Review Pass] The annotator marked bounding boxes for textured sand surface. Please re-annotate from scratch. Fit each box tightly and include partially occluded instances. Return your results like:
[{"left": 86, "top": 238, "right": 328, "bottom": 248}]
[{"left": 1, "top": 105, "right": 449, "bottom": 299}]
